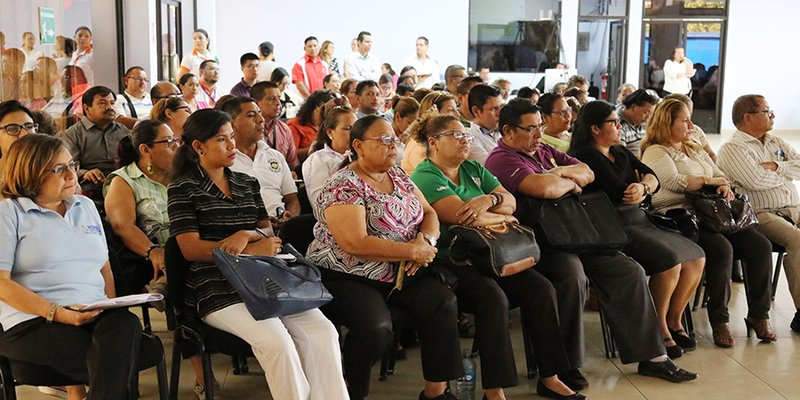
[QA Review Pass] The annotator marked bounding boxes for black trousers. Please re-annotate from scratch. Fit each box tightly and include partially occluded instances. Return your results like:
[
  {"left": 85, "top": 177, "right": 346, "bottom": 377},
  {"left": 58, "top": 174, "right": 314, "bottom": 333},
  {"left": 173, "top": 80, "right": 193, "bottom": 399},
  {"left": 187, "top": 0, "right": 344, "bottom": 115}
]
[
  {"left": 536, "top": 250, "right": 665, "bottom": 365},
  {"left": 439, "top": 260, "right": 571, "bottom": 388},
  {"left": 697, "top": 227, "right": 773, "bottom": 324},
  {"left": 0, "top": 308, "right": 143, "bottom": 400},
  {"left": 320, "top": 268, "right": 463, "bottom": 400}
]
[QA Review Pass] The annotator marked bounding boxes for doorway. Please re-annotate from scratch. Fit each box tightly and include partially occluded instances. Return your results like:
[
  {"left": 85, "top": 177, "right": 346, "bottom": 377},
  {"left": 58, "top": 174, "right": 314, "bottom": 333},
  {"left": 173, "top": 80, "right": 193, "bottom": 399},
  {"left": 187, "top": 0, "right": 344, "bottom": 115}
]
[{"left": 576, "top": 17, "right": 627, "bottom": 103}]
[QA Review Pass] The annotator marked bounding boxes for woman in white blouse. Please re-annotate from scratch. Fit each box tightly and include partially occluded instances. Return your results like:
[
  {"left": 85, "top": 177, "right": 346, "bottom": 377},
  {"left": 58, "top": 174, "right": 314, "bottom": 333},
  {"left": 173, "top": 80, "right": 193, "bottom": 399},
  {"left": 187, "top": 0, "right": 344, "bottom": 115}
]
[
  {"left": 69, "top": 26, "right": 94, "bottom": 85},
  {"left": 663, "top": 48, "right": 695, "bottom": 95},
  {"left": 302, "top": 105, "right": 357, "bottom": 216},
  {"left": 178, "top": 29, "right": 217, "bottom": 80},
  {"left": 641, "top": 98, "right": 775, "bottom": 349}
]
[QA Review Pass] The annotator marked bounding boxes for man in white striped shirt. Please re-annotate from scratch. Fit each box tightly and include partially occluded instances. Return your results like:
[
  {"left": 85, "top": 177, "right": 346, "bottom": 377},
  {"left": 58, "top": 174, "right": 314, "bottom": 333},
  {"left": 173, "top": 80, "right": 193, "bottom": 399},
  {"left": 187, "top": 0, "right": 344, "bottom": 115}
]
[{"left": 717, "top": 94, "right": 800, "bottom": 332}]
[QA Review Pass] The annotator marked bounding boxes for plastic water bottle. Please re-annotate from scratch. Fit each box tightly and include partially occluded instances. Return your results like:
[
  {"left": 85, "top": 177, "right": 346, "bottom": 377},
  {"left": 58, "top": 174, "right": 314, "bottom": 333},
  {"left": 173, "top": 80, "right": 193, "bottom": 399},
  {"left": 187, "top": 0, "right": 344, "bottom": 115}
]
[{"left": 455, "top": 349, "right": 476, "bottom": 400}]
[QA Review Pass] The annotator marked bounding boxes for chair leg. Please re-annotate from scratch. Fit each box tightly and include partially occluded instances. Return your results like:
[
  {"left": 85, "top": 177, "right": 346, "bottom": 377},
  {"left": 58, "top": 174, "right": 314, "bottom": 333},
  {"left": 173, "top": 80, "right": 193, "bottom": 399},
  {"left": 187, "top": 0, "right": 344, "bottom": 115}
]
[
  {"left": 231, "top": 355, "right": 248, "bottom": 375},
  {"left": 168, "top": 340, "right": 182, "bottom": 400},
  {"left": 156, "top": 353, "right": 169, "bottom": 400},
  {"left": 0, "top": 357, "right": 16, "bottom": 400},
  {"left": 519, "top": 315, "right": 538, "bottom": 379},
  {"left": 379, "top": 336, "right": 398, "bottom": 381},
  {"left": 141, "top": 305, "right": 152, "bottom": 334},
  {"left": 772, "top": 253, "right": 784, "bottom": 300},
  {"left": 692, "top": 267, "right": 707, "bottom": 311},
  {"left": 202, "top": 353, "right": 215, "bottom": 400},
  {"left": 681, "top": 304, "right": 695, "bottom": 340},
  {"left": 598, "top": 308, "right": 617, "bottom": 358}
]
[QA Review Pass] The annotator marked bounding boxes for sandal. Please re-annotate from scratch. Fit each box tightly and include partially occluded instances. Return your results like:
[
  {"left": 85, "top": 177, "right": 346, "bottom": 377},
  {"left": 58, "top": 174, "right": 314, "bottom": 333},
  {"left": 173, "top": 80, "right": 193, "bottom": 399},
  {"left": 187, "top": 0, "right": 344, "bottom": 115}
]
[
  {"left": 668, "top": 327, "right": 697, "bottom": 351},
  {"left": 711, "top": 323, "right": 736, "bottom": 348}
]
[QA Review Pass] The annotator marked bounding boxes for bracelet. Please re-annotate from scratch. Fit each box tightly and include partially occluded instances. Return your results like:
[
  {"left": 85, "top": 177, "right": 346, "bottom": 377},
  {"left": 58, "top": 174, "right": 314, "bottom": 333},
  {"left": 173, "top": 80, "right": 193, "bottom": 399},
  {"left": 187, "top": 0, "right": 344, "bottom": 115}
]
[
  {"left": 144, "top": 244, "right": 159, "bottom": 261},
  {"left": 641, "top": 183, "right": 651, "bottom": 196},
  {"left": 46, "top": 303, "right": 59, "bottom": 323},
  {"left": 489, "top": 192, "right": 501, "bottom": 207}
]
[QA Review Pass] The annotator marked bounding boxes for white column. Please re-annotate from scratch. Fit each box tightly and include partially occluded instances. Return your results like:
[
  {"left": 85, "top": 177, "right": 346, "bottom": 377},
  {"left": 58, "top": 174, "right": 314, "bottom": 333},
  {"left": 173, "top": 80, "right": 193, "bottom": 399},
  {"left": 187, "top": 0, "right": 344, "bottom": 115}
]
[
  {"left": 626, "top": 0, "right": 644, "bottom": 85},
  {"left": 560, "top": 0, "right": 579, "bottom": 68}
]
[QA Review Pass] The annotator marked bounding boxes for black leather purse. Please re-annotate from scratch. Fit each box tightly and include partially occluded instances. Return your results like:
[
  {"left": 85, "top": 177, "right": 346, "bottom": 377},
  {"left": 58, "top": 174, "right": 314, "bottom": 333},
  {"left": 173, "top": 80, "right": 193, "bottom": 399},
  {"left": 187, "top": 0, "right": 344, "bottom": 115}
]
[
  {"left": 643, "top": 206, "right": 700, "bottom": 242},
  {"left": 519, "top": 191, "right": 629, "bottom": 255},
  {"left": 448, "top": 222, "right": 539, "bottom": 277},
  {"left": 687, "top": 185, "right": 758, "bottom": 234},
  {"left": 212, "top": 244, "right": 332, "bottom": 320}
]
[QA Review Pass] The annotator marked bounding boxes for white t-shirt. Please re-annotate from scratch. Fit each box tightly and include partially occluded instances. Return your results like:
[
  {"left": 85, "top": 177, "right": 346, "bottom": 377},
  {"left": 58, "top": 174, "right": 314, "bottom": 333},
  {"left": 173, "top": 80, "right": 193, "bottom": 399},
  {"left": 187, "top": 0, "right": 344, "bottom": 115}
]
[
  {"left": 302, "top": 144, "right": 345, "bottom": 216},
  {"left": 180, "top": 49, "right": 217, "bottom": 77},
  {"left": 230, "top": 141, "right": 297, "bottom": 216},
  {"left": 114, "top": 90, "right": 153, "bottom": 119}
]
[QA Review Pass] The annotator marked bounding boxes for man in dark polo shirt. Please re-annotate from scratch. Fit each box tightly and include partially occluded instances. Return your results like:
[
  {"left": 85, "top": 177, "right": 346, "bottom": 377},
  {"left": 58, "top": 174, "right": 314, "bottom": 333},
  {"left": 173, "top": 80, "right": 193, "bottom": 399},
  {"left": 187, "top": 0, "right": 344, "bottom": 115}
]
[
  {"left": 60, "top": 85, "right": 130, "bottom": 199},
  {"left": 485, "top": 98, "right": 697, "bottom": 386}
]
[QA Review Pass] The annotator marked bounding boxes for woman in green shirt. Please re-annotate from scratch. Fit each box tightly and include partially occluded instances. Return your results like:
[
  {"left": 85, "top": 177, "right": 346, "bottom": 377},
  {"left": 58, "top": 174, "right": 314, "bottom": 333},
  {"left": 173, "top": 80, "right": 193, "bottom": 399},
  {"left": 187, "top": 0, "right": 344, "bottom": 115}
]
[{"left": 410, "top": 113, "right": 585, "bottom": 400}]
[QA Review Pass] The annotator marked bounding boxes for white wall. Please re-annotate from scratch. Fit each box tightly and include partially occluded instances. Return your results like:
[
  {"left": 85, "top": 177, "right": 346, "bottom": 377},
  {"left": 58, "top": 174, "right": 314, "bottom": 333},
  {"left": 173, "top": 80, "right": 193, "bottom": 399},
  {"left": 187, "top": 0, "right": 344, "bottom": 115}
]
[
  {"left": 211, "top": 0, "right": 469, "bottom": 95},
  {"left": 90, "top": 0, "right": 118, "bottom": 89},
  {"left": 122, "top": 0, "right": 157, "bottom": 85}
]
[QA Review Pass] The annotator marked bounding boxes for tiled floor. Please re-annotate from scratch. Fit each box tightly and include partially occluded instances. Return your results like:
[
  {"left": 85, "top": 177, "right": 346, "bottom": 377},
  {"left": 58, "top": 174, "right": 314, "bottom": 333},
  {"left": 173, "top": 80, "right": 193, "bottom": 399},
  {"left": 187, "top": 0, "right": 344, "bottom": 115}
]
[{"left": 17, "top": 133, "right": 800, "bottom": 399}]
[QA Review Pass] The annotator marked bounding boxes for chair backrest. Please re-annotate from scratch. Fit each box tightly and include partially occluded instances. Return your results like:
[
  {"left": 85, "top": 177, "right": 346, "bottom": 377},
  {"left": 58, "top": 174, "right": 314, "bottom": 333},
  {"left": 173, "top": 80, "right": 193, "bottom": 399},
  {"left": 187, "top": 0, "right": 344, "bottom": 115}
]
[
  {"left": 103, "top": 217, "right": 151, "bottom": 296},
  {"left": 164, "top": 236, "right": 195, "bottom": 321},
  {"left": 278, "top": 214, "right": 317, "bottom": 255}
]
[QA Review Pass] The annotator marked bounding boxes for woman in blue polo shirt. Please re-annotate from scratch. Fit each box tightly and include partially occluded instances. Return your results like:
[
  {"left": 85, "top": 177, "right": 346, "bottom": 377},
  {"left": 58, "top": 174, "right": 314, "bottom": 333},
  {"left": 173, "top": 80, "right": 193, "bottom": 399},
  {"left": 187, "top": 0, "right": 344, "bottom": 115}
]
[{"left": 0, "top": 134, "right": 145, "bottom": 400}]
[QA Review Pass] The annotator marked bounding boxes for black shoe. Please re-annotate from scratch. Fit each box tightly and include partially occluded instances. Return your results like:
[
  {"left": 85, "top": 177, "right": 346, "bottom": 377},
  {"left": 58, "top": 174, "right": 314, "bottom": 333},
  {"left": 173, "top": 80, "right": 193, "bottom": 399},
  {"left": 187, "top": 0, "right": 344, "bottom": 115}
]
[
  {"left": 791, "top": 311, "right": 800, "bottom": 333},
  {"left": 557, "top": 369, "right": 589, "bottom": 391},
  {"left": 536, "top": 379, "right": 587, "bottom": 399},
  {"left": 668, "top": 328, "right": 697, "bottom": 351},
  {"left": 638, "top": 359, "right": 698, "bottom": 382},
  {"left": 666, "top": 344, "right": 683, "bottom": 359},
  {"left": 732, "top": 261, "right": 744, "bottom": 282},
  {"left": 419, "top": 388, "right": 457, "bottom": 400}
]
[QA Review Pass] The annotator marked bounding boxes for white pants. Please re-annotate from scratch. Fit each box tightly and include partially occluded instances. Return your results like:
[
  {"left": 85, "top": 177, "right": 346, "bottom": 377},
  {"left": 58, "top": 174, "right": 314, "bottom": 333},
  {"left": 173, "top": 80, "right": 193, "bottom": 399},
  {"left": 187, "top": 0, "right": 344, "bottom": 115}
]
[{"left": 203, "top": 304, "right": 348, "bottom": 400}]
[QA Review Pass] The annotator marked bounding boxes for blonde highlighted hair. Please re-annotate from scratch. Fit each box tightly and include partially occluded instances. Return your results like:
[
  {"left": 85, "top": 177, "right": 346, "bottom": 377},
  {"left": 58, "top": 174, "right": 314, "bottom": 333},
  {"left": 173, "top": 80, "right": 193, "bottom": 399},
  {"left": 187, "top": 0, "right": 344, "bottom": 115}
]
[
  {"left": 1, "top": 134, "right": 66, "bottom": 199},
  {"left": 641, "top": 98, "right": 701, "bottom": 155}
]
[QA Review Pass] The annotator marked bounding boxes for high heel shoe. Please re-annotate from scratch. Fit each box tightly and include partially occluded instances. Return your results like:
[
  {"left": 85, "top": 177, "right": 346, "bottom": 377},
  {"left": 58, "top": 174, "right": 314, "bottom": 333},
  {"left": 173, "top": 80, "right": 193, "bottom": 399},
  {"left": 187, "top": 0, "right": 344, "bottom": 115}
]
[
  {"left": 711, "top": 323, "right": 735, "bottom": 348},
  {"left": 744, "top": 317, "right": 777, "bottom": 342}
]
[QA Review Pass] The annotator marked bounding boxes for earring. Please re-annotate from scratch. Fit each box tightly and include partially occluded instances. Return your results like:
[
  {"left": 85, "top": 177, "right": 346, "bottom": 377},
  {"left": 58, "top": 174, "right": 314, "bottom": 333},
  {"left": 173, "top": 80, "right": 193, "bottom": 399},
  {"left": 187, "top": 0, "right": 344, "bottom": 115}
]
[
  {"left": 198, "top": 150, "right": 205, "bottom": 156},
  {"left": 147, "top": 163, "right": 154, "bottom": 174}
]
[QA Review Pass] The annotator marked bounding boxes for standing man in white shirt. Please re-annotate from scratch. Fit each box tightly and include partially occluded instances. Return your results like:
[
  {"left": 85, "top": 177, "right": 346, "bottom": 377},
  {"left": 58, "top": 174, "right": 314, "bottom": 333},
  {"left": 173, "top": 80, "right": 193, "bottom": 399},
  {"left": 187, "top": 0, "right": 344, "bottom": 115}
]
[
  {"left": 222, "top": 97, "right": 300, "bottom": 220},
  {"left": 114, "top": 66, "right": 152, "bottom": 120},
  {"left": 343, "top": 31, "right": 381, "bottom": 81},
  {"left": 403, "top": 36, "right": 440, "bottom": 89},
  {"left": 465, "top": 84, "right": 503, "bottom": 165},
  {"left": 717, "top": 94, "right": 800, "bottom": 332}
]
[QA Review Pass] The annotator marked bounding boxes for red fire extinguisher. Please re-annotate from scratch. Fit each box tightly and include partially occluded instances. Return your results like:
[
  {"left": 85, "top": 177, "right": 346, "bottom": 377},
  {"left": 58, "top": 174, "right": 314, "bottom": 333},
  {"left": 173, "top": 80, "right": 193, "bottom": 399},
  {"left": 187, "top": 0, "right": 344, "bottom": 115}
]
[{"left": 600, "top": 73, "right": 608, "bottom": 100}]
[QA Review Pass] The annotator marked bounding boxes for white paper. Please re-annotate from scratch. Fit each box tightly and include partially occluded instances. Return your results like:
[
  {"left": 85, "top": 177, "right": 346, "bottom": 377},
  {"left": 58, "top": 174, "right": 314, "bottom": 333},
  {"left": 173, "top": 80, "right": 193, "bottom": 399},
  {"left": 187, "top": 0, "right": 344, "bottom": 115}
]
[{"left": 75, "top": 293, "right": 164, "bottom": 311}]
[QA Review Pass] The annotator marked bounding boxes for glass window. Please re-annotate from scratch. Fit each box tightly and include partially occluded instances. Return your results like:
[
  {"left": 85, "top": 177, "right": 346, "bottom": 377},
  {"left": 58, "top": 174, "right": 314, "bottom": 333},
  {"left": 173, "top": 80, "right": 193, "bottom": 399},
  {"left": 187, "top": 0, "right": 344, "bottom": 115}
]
[
  {"left": 644, "top": 0, "right": 725, "bottom": 18},
  {"left": 580, "top": 0, "right": 628, "bottom": 17},
  {"left": 469, "top": 0, "right": 562, "bottom": 73}
]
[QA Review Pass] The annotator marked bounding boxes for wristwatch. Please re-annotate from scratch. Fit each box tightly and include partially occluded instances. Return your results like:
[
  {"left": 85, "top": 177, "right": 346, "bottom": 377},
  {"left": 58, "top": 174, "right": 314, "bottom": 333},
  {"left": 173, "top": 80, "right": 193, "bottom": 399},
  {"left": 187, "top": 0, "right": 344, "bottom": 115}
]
[
  {"left": 641, "top": 183, "right": 651, "bottom": 196},
  {"left": 490, "top": 192, "right": 501, "bottom": 207},
  {"left": 423, "top": 234, "right": 438, "bottom": 247},
  {"left": 145, "top": 244, "right": 159, "bottom": 261},
  {"left": 46, "top": 303, "right": 59, "bottom": 323}
]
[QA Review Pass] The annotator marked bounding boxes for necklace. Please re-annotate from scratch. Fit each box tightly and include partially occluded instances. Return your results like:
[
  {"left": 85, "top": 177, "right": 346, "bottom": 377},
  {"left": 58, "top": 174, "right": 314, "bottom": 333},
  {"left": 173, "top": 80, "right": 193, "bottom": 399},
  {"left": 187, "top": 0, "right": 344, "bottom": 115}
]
[{"left": 356, "top": 164, "right": 388, "bottom": 183}]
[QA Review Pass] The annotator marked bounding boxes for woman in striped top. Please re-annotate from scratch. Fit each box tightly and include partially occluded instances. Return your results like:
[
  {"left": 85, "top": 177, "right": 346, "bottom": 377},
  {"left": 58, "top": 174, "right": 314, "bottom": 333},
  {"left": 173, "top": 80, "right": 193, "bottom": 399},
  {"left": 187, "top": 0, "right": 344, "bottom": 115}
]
[
  {"left": 167, "top": 109, "right": 348, "bottom": 400},
  {"left": 641, "top": 99, "right": 776, "bottom": 349}
]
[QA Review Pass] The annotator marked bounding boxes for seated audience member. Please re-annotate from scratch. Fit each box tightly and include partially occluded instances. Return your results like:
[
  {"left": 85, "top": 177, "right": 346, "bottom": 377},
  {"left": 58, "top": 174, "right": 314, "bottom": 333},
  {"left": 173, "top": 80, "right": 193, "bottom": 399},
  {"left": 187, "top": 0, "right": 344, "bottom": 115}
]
[
  {"left": 168, "top": 109, "right": 348, "bottom": 400},
  {"left": 568, "top": 100, "right": 705, "bottom": 358},
  {"left": 456, "top": 76, "right": 483, "bottom": 127},
  {"left": 271, "top": 67, "right": 298, "bottom": 119},
  {"left": 114, "top": 66, "right": 153, "bottom": 120},
  {"left": 485, "top": 99, "right": 698, "bottom": 384},
  {"left": 31, "top": 110, "right": 57, "bottom": 135},
  {"left": 0, "top": 101, "right": 38, "bottom": 179},
  {"left": 412, "top": 87, "right": 433, "bottom": 104},
  {"left": 150, "top": 81, "right": 182, "bottom": 105},
  {"left": 292, "top": 36, "right": 329, "bottom": 99},
  {"left": 618, "top": 89, "right": 659, "bottom": 157},
  {"left": 717, "top": 94, "right": 800, "bottom": 332},
  {"left": 401, "top": 91, "right": 459, "bottom": 174},
  {"left": 354, "top": 80, "right": 383, "bottom": 119},
  {"left": 303, "top": 106, "right": 357, "bottom": 213},
  {"left": 410, "top": 112, "right": 586, "bottom": 400},
  {"left": 251, "top": 81, "right": 300, "bottom": 170},
  {"left": 306, "top": 115, "right": 462, "bottom": 400},
  {"left": 60, "top": 85, "right": 131, "bottom": 198},
  {"left": 222, "top": 97, "right": 300, "bottom": 221},
  {"left": 491, "top": 78, "right": 512, "bottom": 103},
  {"left": 287, "top": 89, "right": 335, "bottom": 161},
  {"left": 398, "top": 75, "right": 416, "bottom": 89},
  {"left": 538, "top": 93, "right": 573, "bottom": 152},
  {"left": 516, "top": 86, "right": 541, "bottom": 104},
  {"left": 391, "top": 97, "right": 420, "bottom": 166},
  {"left": 564, "top": 86, "right": 588, "bottom": 106},
  {"left": 641, "top": 98, "right": 775, "bottom": 348},
  {"left": 151, "top": 96, "right": 192, "bottom": 137},
  {"left": 616, "top": 83, "right": 637, "bottom": 105},
  {"left": 0, "top": 134, "right": 148, "bottom": 400},
  {"left": 378, "top": 73, "right": 396, "bottom": 112},
  {"left": 340, "top": 78, "right": 360, "bottom": 110},
  {"left": 396, "top": 82, "right": 415, "bottom": 97},
  {"left": 664, "top": 93, "right": 716, "bottom": 162},
  {"left": 229, "top": 52, "right": 260, "bottom": 98},
  {"left": 567, "top": 75, "right": 590, "bottom": 95},
  {"left": 551, "top": 82, "right": 567, "bottom": 96},
  {"left": 179, "top": 73, "right": 209, "bottom": 112},
  {"left": 465, "top": 84, "right": 503, "bottom": 164},
  {"left": 323, "top": 73, "right": 341, "bottom": 92},
  {"left": 400, "top": 65, "right": 418, "bottom": 85},
  {"left": 444, "top": 64, "right": 467, "bottom": 95},
  {"left": 195, "top": 60, "right": 223, "bottom": 107}
]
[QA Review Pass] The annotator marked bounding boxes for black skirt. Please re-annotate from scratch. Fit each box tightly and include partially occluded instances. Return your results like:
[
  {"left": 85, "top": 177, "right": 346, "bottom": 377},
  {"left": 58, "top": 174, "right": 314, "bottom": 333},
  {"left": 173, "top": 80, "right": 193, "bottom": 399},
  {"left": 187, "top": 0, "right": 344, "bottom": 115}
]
[{"left": 617, "top": 205, "right": 706, "bottom": 275}]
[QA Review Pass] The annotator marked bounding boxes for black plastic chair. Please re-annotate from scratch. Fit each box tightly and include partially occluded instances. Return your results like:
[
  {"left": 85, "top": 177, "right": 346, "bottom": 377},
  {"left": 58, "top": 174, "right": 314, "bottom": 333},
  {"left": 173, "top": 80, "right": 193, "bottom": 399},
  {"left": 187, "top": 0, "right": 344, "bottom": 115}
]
[
  {"left": 0, "top": 331, "right": 168, "bottom": 400},
  {"left": 164, "top": 237, "right": 255, "bottom": 400},
  {"left": 770, "top": 242, "right": 787, "bottom": 300}
]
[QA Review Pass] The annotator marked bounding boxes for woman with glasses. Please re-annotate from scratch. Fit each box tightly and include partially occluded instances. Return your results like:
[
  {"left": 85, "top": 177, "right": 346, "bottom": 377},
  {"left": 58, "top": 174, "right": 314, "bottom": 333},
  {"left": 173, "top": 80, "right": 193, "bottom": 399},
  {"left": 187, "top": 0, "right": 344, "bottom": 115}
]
[
  {"left": 641, "top": 99, "right": 775, "bottom": 349},
  {"left": 410, "top": 112, "right": 585, "bottom": 400},
  {"left": 538, "top": 93, "right": 572, "bottom": 152},
  {"left": 306, "top": 115, "right": 463, "bottom": 400},
  {"left": 178, "top": 73, "right": 209, "bottom": 112},
  {"left": 151, "top": 96, "right": 192, "bottom": 137},
  {"left": 271, "top": 67, "right": 299, "bottom": 119},
  {"left": 0, "top": 101, "right": 37, "bottom": 183},
  {"left": 0, "top": 134, "right": 152, "bottom": 400},
  {"left": 568, "top": 100, "right": 705, "bottom": 359}
]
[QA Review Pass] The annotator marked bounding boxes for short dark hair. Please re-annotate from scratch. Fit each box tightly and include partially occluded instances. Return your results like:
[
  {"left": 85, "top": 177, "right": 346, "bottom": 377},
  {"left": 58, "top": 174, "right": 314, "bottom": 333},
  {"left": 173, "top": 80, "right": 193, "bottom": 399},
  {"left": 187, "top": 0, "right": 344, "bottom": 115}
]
[
  {"left": 378, "top": 74, "right": 393, "bottom": 85},
  {"left": 457, "top": 76, "right": 483, "bottom": 95},
  {"left": 270, "top": 67, "right": 289, "bottom": 83},
  {"left": 239, "top": 52, "right": 259, "bottom": 67},
  {"left": 74, "top": 26, "right": 92, "bottom": 36},
  {"left": 537, "top": 93, "right": 564, "bottom": 115},
  {"left": 220, "top": 96, "right": 257, "bottom": 120},
  {"left": 355, "top": 80, "right": 378, "bottom": 95},
  {"left": 0, "top": 100, "right": 35, "bottom": 125},
  {"left": 396, "top": 83, "right": 415, "bottom": 97},
  {"left": 250, "top": 81, "right": 279, "bottom": 101},
  {"left": 445, "top": 65, "right": 466, "bottom": 80},
  {"left": 516, "top": 86, "right": 539, "bottom": 100},
  {"left": 732, "top": 94, "right": 765, "bottom": 128},
  {"left": 400, "top": 66, "right": 416, "bottom": 76},
  {"left": 417, "top": 36, "right": 429, "bottom": 45},
  {"left": 124, "top": 66, "right": 145, "bottom": 77},
  {"left": 622, "top": 89, "right": 659, "bottom": 108},
  {"left": 499, "top": 98, "right": 540, "bottom": 136},
  {"left": 357, "top": 31, "right": 371, "bottom": 42},
  {"left": 199, "top": 59, "right": 217, "bottom": 71},
  {"left": 467, "top": 84, "right": 501, "bottom": 116},
  {"left": 178, "top": 73, "right": 196, "bottom": 87},
  {"left": 82, "top": 86, "right": 116, "bottom": 108},
  {"left": 304, "top": 36, "right": 318, "bottom": 44}
]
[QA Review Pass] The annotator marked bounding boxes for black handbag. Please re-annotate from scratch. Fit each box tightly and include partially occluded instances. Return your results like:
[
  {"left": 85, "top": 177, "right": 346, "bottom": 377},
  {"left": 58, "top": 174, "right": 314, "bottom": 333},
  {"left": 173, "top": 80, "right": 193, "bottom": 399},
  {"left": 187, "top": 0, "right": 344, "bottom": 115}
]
[
  {"left": 519, "top": 191, "right": 629, "bottom": 255},
  {"left": 687, "top": 185, "right": 758, "bottom": 234},
  {"left": 643, "top": 206, "right": 700, "bottom": 242},
  {"left": 448, "top": 222, "right": 539, "bottom": 277},
  {"left": 212, "top": 244, "right": 332, "bottom": 320}
]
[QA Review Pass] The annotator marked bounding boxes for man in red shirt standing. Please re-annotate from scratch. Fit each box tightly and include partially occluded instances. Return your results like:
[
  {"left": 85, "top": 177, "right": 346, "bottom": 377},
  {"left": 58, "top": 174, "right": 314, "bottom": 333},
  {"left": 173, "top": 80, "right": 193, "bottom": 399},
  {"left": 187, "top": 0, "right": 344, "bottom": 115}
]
[{"left": 292, "top": 36, "right": 329, "bottom": 99}]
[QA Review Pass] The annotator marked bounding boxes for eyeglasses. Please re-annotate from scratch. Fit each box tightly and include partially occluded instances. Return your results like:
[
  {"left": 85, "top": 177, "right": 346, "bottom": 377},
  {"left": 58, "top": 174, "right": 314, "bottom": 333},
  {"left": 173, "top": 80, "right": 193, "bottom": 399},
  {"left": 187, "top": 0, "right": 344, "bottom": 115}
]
[
  {"left": 150, "top": 138, "right": 183, "bottom": 147},
  {"left": 172, "top": 106, "right": 191, "bottom": 113},
  {"left": 550, "top": 109, "right": 572, "bottom": 117},
  {"left": 746, "top": 109, "right": 775, "bottom": 116},
  {"left": 432, "top": 131, "right": 474, "bottom": 142},
  {"left": 362, "top": 135, "right": 402, "bottom": 146},
  {"left": 603, "top": 118, "right": 622, "bottom": 126},
  {"left": 0, "top": 123, "right": 38, "bottom": 136},
  {"left": 128, "top": 76, "right": 149, "bottom": 83},
  {"left": 50, "top": 161, "right": 79, "bottom": 176},
  {"left": 510, "top": 124, "right": 546, "bottom": 133}
]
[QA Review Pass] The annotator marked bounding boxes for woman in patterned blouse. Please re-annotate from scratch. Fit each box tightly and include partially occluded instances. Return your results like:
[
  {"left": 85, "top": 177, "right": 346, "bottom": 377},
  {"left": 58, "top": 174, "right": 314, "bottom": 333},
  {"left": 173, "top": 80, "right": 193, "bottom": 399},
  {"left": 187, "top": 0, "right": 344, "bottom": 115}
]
[{"left": 306, "top": 115, "right": 463, "bottom": 400}]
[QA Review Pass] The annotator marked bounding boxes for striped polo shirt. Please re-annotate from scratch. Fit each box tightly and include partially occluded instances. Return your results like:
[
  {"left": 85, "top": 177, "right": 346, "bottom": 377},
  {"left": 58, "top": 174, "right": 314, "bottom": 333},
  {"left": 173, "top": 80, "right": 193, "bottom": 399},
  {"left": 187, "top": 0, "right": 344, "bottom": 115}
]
[{"left": 167, "top": 165, "right": 268, "bottom": 317}]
